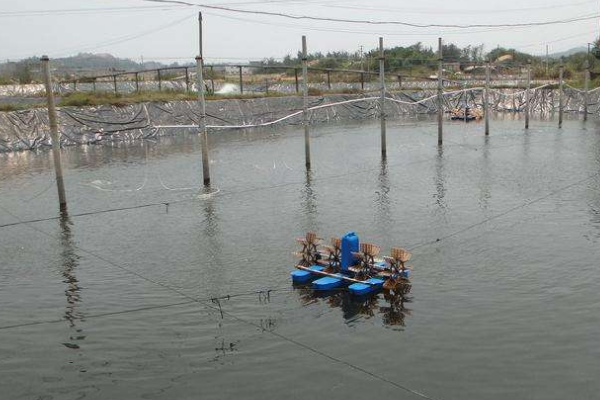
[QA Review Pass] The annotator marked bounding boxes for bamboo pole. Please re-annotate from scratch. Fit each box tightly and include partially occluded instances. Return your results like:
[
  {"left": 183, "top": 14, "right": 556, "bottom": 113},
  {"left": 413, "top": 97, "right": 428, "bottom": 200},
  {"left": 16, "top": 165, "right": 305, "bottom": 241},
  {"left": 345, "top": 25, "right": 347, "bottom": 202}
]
[
  {"left": 197, "top": 13, "right": 210, "bottom": 186},
  {"left": 437, "top": 38, "right": 443, "bottom": 145},
  {"left": 485, "top": 59, "right": 490, "bottom": 135},
  {"left": 525, "top": 60, "right": 531, "bottom": 129},
  {"left": 559, "top": 65, "right": 564, "bottom": 128},
  {"left": 379, "top": 37, "right": 387, "bottom": 158},
  {"left": 584, "top": 59, "right": 590, "bottom": 122},
  {"left": 41, "top": 56, "right": 67, "bottom": 211},
  {"left": 296, "top": 265, "right": 379, "bottom": 285},
  {"left": 302, "top": 35, "right": 311, "bottom": 169}
]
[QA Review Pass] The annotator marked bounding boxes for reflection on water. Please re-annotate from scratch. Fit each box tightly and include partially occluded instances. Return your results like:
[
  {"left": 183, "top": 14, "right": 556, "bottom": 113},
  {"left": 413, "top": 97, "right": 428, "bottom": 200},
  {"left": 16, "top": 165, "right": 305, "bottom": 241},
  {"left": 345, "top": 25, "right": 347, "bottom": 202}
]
[
  {"left": 59, "top": 211, "right": 85, "bottom": 349},
  {"left": 433, "top": 147, "right": 447, "bottom": 214},
  {"left": 300, "top": 170, "right": 319, "bottom": 233},
  {"left": 294, "top": 286, "right": 411, "bottom": 329},
  {"left": 374, "top": 160, "right": 392, "bottom": 234},
  {"left": 478, "top": 136, "right": 492, "bottom": 210}
]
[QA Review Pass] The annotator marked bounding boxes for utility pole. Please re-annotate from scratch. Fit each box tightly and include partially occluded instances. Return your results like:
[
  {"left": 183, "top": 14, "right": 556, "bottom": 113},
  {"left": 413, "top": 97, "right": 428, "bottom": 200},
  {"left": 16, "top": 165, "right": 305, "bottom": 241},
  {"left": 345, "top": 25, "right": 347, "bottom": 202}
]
[
  {"left": 302, "top": 36, "right": 311, "bottom": 169},
  {"left": 485, "top": 59, "right": 491, "bottom": 135},
  {"left": 197, "top": 12, "right": 210, "bottom": 186},
  {"left": 379, "top": 37, "right": 387, "bottom": 158},
  {"left": 41, "top": 56, "right": 67, "bottom": 212},
  {"left": 437, "top": 38, "right": 444, "bottom": 145}
]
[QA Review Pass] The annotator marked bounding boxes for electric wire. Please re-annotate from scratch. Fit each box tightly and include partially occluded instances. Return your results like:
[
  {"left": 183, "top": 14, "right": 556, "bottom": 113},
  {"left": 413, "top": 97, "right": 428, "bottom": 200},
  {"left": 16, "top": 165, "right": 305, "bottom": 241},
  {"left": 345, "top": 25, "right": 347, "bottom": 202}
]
[{"left": 142, "top": 0, "right": 600, "bottom": 29}]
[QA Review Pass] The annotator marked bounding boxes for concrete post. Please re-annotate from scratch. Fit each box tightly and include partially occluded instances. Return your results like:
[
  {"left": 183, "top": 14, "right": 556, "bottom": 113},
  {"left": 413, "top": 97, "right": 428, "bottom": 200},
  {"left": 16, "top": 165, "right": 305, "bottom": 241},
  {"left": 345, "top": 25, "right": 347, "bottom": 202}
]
[
  {"left": 559, "top": 65, "right": 564, "bottom": 128},
  {"left": 584, "top": 59, "right": 590, "bottom": 121},
  {"left": 485, "top": 59, "right": 491, "bottom": 135},
  {"left": 238, "top": 66, "right": 244, "bottom": 94},
  {"left": 302, "top": 35, "right": 311, "bottom": 169},
  {"left": 437, "top": 38, "right": 444, "bottom": 145},
  {"left": 525, "top": 60, "right": 531, "bottom": 129},
  {"left": 41, "top": 56, "right": 67, "bottom": 211},
  {"left": 197, "top": 13, "right": 210, "bottom": 186},
  {"left": 379, "top": 37, "right": 387, "bottom": 158}
]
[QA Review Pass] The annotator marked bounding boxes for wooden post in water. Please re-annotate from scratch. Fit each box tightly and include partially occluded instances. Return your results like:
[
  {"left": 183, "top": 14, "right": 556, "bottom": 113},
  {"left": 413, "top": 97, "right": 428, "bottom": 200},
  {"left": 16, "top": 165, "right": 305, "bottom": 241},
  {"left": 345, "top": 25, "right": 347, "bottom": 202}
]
[
  {"left": 559, "top": 64, "right": 564, "bottom": 128},
  {"left": 73, "top": 80, "right": 77, "bottom": 91},
  {"left": 265, "top": 78, "right": 269, "bottom": 94},
  {"left": 41, "top": 56, "right": 67, "bottom": 212},
  {"left": 360, "top": 72, "right": 365, "bottom": 90},
  {"left": 379, "top": 37, "right": 387, "bottom": 158},
  {"left": 525, "top": 60, "right": 531, "bottom": 129},
  {"left": 584, "top": 59, "right": 590, "bottom": 122},
  {"left": 294, "top": 68, "right": 299, "bottom": 93},
  {"left": 437, "top": 38, "right": 444, "bottom": 145},
  {"left": 398, "top": 75, "right": 402, "bottom": 90},
  {"left": 326, "top": 70, "right": 331, "bottom": 90},
  {"left": 484, "top": 59, "right": 491, "bottom": 135},
  {"left": 92, "top": 78, "right": 97, "bottom": 92},
  {"left": 197, "top": 13, "right": 210, "bottom": 186},
  {"left": 113, "top": 75, "right": 118, "bottom": 95},
  {"left": 302, "top": 35, "right": 311, "bottom": 169},
  {"left": 157, "top": 69, "right": 162, "bottom": 91},
  {"left": 238, "top": 66, "right": 244, "bottom": 94},
  {"left": 134, "top": 72, "right": 139, "bottom": 93}
]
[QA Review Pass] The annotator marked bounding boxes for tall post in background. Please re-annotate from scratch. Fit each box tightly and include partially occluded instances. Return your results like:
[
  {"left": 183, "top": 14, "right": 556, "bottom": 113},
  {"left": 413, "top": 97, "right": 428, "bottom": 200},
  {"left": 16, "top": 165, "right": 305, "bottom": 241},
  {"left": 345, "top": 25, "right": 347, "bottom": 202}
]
[
  {"left": 294, "top": 68, "right": 299, "bottom": 93},
  {"left": 41, "top": 56, "right": 67, "bottom": 211},
  {"left": 484, "top": 59, "right": 491, "bottom": 135},
  {"left": 559, "top": 65, "right": 564, "bottom": 128},
  {"left": 185, "top": 67, "right": 190, "bottom": 92},
  {"left": 302, "top": 35, "right": 311, "bottom": 169},
  {"left": 584, "top": 59, "right": 590, "bottom": 122},
  {"left": 437, "top": 38, "right": 444, "bottom": 145},
  {"left": 238, "top": 66, "right": 244, "bottom": 94},
  {"left": 379, "top": 37, "right": 387, "bottom": 158},
  {"left": 546, "top": 45, "right": 549, "bottom": 76},
  {"left": 197, "top": 13, "right": 210, "bottom": 186},
  {"left": 525, "top": 60, "right": 531, "bottom": 129}
]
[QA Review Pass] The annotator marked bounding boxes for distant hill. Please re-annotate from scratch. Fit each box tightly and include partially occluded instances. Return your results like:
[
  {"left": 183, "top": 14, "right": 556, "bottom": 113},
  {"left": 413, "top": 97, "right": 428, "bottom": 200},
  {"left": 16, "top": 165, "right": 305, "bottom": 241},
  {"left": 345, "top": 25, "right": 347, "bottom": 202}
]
[{"left": 549, "top": 47, "right": 588, "bottom": 59}]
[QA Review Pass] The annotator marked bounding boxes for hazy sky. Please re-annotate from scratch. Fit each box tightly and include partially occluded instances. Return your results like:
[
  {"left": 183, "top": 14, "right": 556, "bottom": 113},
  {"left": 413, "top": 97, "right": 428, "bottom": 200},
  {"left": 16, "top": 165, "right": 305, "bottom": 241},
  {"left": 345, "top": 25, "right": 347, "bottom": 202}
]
[{"left": 1, "top": 0, "right": 599, "bottom": 62}]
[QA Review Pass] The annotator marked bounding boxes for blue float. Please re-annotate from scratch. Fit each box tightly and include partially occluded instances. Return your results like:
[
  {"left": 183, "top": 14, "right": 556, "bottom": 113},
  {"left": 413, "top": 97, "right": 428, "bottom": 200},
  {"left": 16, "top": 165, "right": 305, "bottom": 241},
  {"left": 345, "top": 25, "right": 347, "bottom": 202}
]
[
  {"left": 348, "top": 278, "right": 385, "bottom": 296},
  {"left": 291, "top": 265, "right": 325, "bottom": 284},
  {"left": 312, "top": 275, "right": 346, "bottom": 290}
]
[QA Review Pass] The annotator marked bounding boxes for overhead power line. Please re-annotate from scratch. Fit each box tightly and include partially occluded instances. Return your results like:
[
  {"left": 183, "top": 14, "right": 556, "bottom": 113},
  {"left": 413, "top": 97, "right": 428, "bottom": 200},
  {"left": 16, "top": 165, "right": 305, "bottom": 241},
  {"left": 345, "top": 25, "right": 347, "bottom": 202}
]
[{"left": 142, "top": 0, "right": 600, "bottom": 29}]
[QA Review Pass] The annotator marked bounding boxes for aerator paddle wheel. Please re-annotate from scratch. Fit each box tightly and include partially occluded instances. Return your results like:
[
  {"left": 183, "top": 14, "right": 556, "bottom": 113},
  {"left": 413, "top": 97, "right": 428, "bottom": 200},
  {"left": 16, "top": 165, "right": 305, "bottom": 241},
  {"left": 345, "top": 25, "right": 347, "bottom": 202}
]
[
  {"left": 352, "top": 243, "right": 381, "bottom": 280},
  {"left": 321, "top": 237, "right": 342, "bottom": 273},
  {"left": 383, "top": 247, "right": 413, "bottom": 296},
  {"left": 293, "top": 231, "right": 322, "bottom": 267}
]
